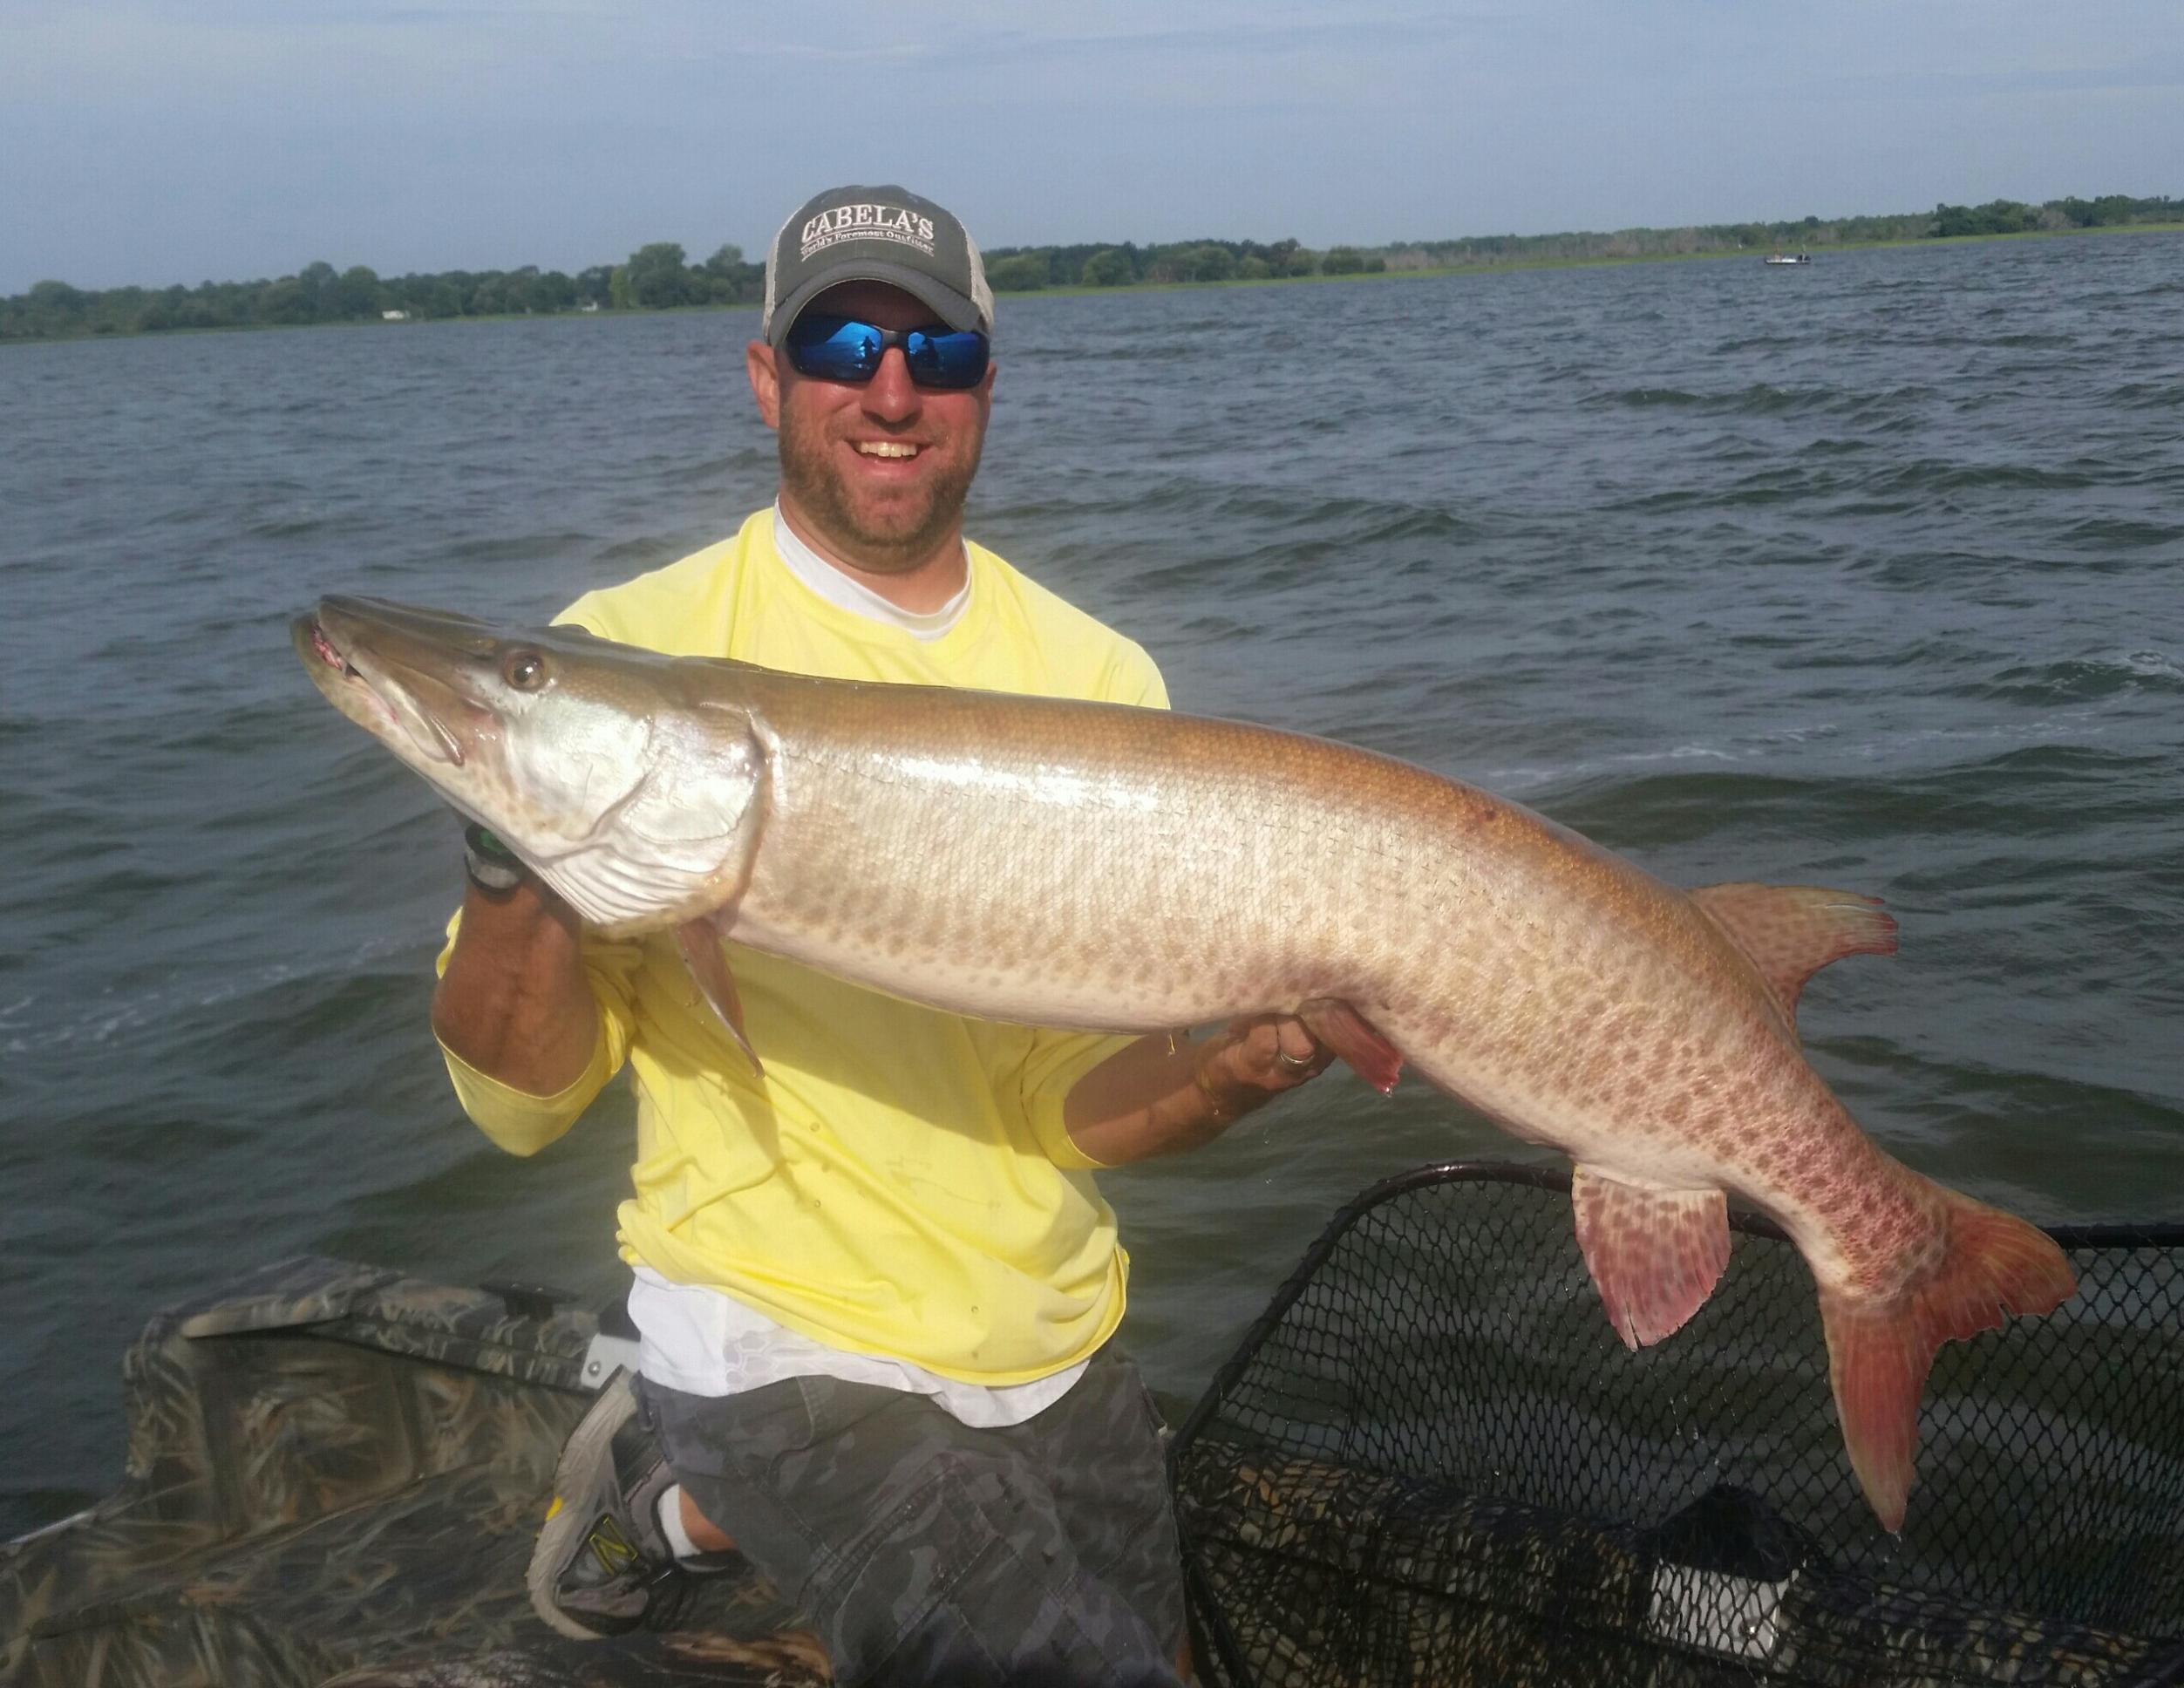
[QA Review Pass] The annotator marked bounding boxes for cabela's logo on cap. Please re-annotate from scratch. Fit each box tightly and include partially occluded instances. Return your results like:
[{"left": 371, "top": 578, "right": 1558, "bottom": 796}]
[{"left": 799, "top": 202, "right": 938, "bottom": 262}]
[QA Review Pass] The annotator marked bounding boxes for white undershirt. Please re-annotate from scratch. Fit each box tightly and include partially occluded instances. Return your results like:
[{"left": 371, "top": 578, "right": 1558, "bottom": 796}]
[
  {"left": 628, "top": 507, "right": 1085, "bottom": 1427},
  {"left": 768, "top": 501, "right": 970, "bottom": 639},
  {"left": 630, "top": 1269, "right": 1088, "bottom": 1427}
]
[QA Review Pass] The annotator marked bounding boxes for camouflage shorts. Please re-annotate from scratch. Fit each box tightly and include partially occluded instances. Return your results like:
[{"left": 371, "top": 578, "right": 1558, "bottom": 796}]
[{"left": 642, "top": 1344, "right": 1187, "bottom": 1686}]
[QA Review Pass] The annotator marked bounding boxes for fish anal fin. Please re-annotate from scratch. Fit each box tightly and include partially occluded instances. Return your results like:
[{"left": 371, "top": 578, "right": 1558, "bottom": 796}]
[
  {"left": 674, "top": 920, "right": 761, "bottom": 1078},
  {"left": 1689, "top": 882, "right": 1899, "bottom": 1031},
  {"left": 1819, "top": 1190, "right": 2075, "bottom": 1533},
  {"left": 1571, "top": 1167, "right": 1731, "bottom": 1350},
  {"left": 1298, "top": 997, "right": 1404, "bottom": 1093}
]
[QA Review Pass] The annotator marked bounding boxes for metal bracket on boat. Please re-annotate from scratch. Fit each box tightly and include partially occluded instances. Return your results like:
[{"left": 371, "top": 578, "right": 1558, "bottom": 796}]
[
  {"left": 580, "top": 1290, "right": 643, "bottom": 1390},
  {"left": 581, "top": 1331, "right": 643, "bottom": 1389}
]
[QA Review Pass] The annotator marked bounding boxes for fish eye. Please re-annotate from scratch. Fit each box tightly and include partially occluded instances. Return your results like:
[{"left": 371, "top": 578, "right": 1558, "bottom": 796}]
[{"left": 503, "top": 649, "right": 548, "bottom": 691}]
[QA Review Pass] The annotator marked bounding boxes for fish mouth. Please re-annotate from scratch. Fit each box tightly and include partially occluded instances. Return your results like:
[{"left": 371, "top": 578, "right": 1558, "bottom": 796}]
[
  {"left": 304, "top": 616, "right": 361, "bottom": 681},
  {"left": 294, "top": 604, "right": 469, "bottom": 769}
]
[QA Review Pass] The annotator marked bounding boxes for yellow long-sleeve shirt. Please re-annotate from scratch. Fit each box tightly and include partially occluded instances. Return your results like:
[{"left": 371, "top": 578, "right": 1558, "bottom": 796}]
[{"left": 436, "top": 509, "right": 1169, "bottom": 1385}]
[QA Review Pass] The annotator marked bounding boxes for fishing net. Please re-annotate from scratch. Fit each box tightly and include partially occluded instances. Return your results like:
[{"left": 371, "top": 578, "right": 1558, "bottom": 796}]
[{"left": 1171, "top": 1162, "right": 2184, "bottom": 1687}]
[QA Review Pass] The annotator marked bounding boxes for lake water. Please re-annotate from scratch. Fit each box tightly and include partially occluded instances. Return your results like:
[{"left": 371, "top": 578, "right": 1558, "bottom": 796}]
[{"left": 3, "top": 234, "right": 2180, "bottom": 1537}]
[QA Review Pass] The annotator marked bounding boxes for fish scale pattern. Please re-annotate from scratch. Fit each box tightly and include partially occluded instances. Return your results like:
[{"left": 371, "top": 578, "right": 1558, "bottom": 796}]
[{"left": 1172, "top": 1161, "right": 2184, "bottom": 1687}]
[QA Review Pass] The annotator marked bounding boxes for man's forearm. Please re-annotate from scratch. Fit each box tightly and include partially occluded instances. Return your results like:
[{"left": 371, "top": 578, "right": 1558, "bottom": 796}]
[
  {"left": 432, "top": 880, "right": 599, "bottom": 1096},
  {"left": 1063, "top": 1018, "right": 1330, "bottom": 1166}
]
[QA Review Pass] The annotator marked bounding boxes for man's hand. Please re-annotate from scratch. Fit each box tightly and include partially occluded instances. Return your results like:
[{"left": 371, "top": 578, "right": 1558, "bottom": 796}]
[
  {"left": 432, "top": 874, "right": 599, "bottom": 1096},
  {"left": 1195, "top": 1013, "right": 1337, "bottom": 1112},
  {"left": 1061, "top": 1014, "right": 1334, "bottom": 1167}
]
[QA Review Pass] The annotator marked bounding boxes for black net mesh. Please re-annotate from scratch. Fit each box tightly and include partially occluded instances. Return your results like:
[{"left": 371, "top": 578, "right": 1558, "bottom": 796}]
[{"left": 1171, "top": 1162, "right": 2184, "bottom": 1687}]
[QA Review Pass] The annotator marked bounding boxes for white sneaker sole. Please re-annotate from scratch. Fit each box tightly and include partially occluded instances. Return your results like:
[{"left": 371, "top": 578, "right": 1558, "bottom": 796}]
[{"left": 527, "top": 1367, "right": 643, "bottom": 1641}]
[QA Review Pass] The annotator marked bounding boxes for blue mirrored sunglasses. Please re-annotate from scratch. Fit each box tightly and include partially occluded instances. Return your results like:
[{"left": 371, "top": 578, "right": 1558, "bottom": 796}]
[{"left": 784, "top": 314, "right": 990, "bottom": 391}]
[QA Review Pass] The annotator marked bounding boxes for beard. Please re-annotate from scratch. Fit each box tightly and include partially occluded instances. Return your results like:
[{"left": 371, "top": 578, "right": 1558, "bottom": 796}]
[{"left": 776, "top": 407, "right": 984, "bottom": 573}]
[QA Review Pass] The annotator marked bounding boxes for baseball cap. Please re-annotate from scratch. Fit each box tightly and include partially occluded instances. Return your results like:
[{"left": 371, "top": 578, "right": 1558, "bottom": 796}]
[{"left": 761, "top": 184, "right": 995, "bottom": 345}]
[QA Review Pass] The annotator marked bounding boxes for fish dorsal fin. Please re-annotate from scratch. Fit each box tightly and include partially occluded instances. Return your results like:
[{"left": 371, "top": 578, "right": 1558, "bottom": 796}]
[
  {"left": 1571, "top": 1167, "right": 1731, "bottom": 1349},
  {"left": 1688, "top": 883, "right": 1898, "bottom": 1034}
]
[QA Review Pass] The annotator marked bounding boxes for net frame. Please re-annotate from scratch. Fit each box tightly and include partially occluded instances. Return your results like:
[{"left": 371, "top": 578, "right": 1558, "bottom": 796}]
[{"left": 1169, "top": 1160, "right": 2184, "bottom": 1687}]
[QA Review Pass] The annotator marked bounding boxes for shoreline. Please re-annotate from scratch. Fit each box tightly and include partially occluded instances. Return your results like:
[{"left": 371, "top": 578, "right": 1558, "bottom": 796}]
[
  {"left": 1011, "top": 220, "right": 2184, "bottom": 303},
  {"left": 8, "top": 221, "right": 2181, "bottom": 349}
]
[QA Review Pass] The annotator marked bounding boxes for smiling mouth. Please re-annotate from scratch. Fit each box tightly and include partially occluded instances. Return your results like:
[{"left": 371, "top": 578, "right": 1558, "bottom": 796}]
[{"left": 854, "top": 440, "right": 922, "bottom": 459}]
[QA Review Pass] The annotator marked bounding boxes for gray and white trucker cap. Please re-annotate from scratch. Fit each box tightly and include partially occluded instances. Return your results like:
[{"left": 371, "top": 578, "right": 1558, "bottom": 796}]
[{"left": 761, "top": 184, "right": 995, "bottom": 345}]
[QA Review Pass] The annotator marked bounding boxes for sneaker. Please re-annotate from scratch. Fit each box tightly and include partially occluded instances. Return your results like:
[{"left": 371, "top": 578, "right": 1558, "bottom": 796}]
[{"left": 527, "top": 1369, "right": 686, "bottom": 1638}]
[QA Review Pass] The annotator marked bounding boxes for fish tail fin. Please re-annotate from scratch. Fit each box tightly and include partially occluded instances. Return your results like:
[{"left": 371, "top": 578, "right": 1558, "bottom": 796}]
[{"left": 1819, "top": 1188, "right": 2075, "bottom": 1533}]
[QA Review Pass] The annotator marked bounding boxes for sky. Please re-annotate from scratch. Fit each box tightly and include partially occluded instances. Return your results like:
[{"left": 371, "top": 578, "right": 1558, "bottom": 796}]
[{"left": 3, "top": 0, "right": 2181, "bottom": 296}]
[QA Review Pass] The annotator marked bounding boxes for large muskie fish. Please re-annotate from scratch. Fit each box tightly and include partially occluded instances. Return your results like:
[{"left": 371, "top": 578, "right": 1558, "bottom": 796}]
[{"left": 296, "top": 596, "right": 2073, "bottom": 1531}]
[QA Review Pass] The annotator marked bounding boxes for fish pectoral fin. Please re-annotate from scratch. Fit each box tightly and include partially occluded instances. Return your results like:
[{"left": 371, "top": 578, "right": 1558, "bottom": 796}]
[
  {"left": 674, "top": 919, "right": 762, "bottom": 1078},
  {"left": 1571, "top": 1167, "right": 1731, "bottom": 1350},
  {"left": 1298, "top": 997, "right": 1404, "bottom": 1093},
  {"left": 1819, "top": 1187, "right": 2075, "bottom": 1534},
  {"left": 1688, "top": 883, "right": 1899, "bottom": 1033}
]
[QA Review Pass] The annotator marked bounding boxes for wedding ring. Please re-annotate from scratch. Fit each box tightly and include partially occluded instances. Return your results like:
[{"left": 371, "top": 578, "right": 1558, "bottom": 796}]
[{"left": 1276, "top": 1047, "right": 1313, "bottom": 1072}]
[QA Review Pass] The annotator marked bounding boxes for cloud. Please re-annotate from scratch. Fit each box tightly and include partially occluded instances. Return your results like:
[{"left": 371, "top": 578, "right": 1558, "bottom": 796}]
[{"left": 5, "top": 0, "right": 2181, "bottom": 292}]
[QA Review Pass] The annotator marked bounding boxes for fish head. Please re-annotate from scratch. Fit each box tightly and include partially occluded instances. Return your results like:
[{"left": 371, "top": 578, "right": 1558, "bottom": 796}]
[{"left": 296, "top": 596, "right": 767, "bottom": 933}]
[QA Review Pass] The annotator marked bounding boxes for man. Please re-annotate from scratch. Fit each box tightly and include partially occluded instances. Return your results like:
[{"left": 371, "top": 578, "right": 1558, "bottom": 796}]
[{"left": 433, "top": 185, "right": 1329, "bottom": 1684}]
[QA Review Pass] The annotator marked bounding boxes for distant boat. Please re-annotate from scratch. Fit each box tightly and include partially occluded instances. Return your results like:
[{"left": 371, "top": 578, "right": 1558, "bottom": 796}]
[{"left": 1762, "top": 252, "right": 1812, "bottom": 266}]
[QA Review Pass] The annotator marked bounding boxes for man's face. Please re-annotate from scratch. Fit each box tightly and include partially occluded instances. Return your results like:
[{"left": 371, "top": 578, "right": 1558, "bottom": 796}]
[{"left": 749, "top": 281, "right": 994, "bottom": 575}]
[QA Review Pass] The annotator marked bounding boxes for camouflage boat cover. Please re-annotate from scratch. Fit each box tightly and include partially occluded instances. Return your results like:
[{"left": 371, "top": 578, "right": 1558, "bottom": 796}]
[{"left": 0, "top": 1256, "right": 827, "bottom": 1687}]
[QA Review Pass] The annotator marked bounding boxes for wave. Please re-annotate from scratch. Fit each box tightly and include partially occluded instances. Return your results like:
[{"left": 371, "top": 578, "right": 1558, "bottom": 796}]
[
  {"left": 1866, "top": 459, "right": 2099, "bottom": 493},
  {"left": 2055, "top": 516, "right": 2181, "bottom": 548},
  {"left": 1589, "top": 383, "right": 1937, "bottom": 426},
  {"left": 1614, "top": 453, "right": 2126, "bottom": 515},
  {"left": 2107, "top": 382, "right": 2184, "bottom": 410},
  {"left": 245, "top": 514, "right": 332, "bottom": 540},
  {"left": 1955, "top": 650, "right": 2184, "bottom": 704},
  {"left": 0, "top": 930, "right": 435, "bottom": 1062},
  {"left": 440, "top": 530, "right": 602, "bottom": 563}
]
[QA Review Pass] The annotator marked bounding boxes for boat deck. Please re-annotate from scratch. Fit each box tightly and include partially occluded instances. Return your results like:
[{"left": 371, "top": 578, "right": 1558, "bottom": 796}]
[{"left": 10, "top": 1167, "right": 2184, "bottom": 1685}]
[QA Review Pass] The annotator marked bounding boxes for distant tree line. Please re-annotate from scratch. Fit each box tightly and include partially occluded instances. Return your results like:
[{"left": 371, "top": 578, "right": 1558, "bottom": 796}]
[
  {"left": 1, "top": 241, "right": 761, "bottom": 343},
  {"left": 1059, "top": 194, "right": 2178, "bottom": 284},
  {"left": 982, "top": 237, "right": 1386, "bottom": 292},
  {"left": 7, "top": 194, "right": 2181, "bottom": 344},
  {"left": 1929, "top": 194, "right": 2175, "bottom": 238}
]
